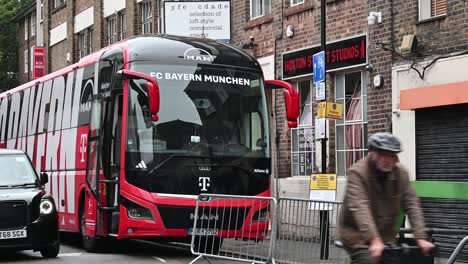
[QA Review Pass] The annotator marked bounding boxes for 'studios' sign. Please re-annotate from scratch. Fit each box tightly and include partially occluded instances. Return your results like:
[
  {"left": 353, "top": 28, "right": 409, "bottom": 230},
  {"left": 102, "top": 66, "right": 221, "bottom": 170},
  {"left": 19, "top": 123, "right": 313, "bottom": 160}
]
[{"left": 282, "top": 35, "right": 367, "bottom": 80}]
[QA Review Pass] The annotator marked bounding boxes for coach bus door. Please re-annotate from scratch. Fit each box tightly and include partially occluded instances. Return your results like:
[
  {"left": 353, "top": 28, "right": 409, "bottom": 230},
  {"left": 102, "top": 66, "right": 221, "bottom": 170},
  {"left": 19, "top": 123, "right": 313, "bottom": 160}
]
[{"left": 84, "top": 94, "right": 104, "bottom": 238}]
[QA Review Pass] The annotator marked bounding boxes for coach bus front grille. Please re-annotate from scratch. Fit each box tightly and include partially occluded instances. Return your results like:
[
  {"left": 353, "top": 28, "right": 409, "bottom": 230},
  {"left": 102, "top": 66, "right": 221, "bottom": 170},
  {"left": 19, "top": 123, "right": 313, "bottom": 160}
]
[
  {"left": 157, "top": 205, "right": 248, "bottom": 230},
  {"left": 0, "top": 201, "right": 28, "bottom": 229}
]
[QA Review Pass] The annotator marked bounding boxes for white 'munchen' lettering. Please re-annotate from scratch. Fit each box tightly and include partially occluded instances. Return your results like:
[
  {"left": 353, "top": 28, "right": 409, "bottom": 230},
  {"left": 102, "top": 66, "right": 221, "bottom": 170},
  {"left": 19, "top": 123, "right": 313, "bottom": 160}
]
[
  {"left": 49, "top": 77, "right": 65, "bottom": 132},
  {"left": 60, "top": 128, "right": 76, "bottom": 170},
  {"left": 71, "top": 68, "right": 84, "bottom": 127},
  {"left": 26, "top": 135, "right": 35, "bottom": 166},
  {"left": 35, "top": 133, "right": 46, "bottom": 171},
  {"left": 28, "top": 85, "right": 42, "bottom": 136},
  {"left": 38, "top": 80, "right": 52, "bottom": 133},
  {"left": 62, "top": 71, "right": 74, "bottom": 129},
  {"left": 0, "top": 97, "right": 8, "bottom": 144},
  {"left": 8, "top": 92, "right": 21, "bottom": 140},
  {"left": 51, "top": 171, "right": 59, "bottom": 211},
  {"left": 18, "top": 89, "right": 30, "bottom": 138},
  {"left": 46, "top": 130, "right": 60, "bottom": 171},
  {"left": 66, "top": 171, "right": 75, "bottom": 213},
  {"left": 58, "top": 171, "right": 65, "bottom": 212},
  {"left": 61, "top": 128, "right": 77, "bottom": 214}
]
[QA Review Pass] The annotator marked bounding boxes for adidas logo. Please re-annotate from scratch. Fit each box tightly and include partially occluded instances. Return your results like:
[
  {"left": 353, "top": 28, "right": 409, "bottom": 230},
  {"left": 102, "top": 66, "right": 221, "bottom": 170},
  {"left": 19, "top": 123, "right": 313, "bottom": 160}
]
[{"left": 136, "top": 160, "right": 147, "bottom": 169}]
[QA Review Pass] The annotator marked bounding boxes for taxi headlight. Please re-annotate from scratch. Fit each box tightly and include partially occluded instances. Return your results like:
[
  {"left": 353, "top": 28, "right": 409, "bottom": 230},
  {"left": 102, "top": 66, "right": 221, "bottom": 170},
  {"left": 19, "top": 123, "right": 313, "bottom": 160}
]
[{"left": 40, "top": 199, "right": 54, "bottom": 215}]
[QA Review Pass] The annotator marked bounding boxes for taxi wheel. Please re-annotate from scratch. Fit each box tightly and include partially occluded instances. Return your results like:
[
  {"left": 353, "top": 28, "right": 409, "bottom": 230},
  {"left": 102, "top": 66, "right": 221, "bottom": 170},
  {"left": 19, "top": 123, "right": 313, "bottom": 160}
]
[
  {"left": 80, "top": 205, "right": 100, "bottom": 252},
  {"left": 40, "top": 242, "right": 60, "bottom": 258}
]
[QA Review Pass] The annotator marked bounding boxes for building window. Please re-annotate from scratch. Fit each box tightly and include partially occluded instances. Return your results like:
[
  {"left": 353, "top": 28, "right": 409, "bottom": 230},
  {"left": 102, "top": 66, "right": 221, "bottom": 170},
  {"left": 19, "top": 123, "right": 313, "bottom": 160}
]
[
  {"left": 250, "top": 0, "right": 271, "bottom": 19},
  {"left": 40, "top": 0, "right": 44, "bottom": 22},
  {"left": 78, "top": 27, "right": 94, "bottom": 59},
  {"left": 108, "top": 16, "right": 116, "bottom": 45},
  {"left": 291, "top": 0, "right": 305, "bottom": 6},
  {"left": 31, "top": 13, "right": 36, "bottom": 37},
  {"left": 119, "top": 12, "right": 127, "bottom": 40},
  {"left": 291, "top": 80, "right": 314, "bottom": 177},
  {"left": 419, "top": 0, "right": 447, "bottom": 20},
  {"left": 54, "top": 0, "right": 65, "bottom": 9},
  {"left": 141, "top": 2, "right": 153, "bottom": 34},
  {"left": 335, "top": 71, "right": 368, "bottom": 177},
  {"left": 24, "top": 18, "right": 28, "bottom": 40},
  {"left": 78, "top": 31, "right": 87, "bottom": 59},
  {"left": 24, "top": 49, "right": 29, "bottom": 73}
]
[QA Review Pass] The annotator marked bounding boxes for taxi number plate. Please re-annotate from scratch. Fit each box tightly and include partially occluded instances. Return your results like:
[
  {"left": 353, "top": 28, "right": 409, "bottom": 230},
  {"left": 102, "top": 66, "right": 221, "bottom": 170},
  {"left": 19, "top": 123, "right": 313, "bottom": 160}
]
[{"left": 0, "top": 230, "right": 27, "bottom": 240}]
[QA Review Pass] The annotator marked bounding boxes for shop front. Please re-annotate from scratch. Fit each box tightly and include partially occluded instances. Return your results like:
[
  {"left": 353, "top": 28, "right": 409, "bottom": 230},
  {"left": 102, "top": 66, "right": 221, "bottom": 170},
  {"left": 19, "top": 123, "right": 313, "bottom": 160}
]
[{"left": 279, "top": 34, "right": 368, "bottom": 199}]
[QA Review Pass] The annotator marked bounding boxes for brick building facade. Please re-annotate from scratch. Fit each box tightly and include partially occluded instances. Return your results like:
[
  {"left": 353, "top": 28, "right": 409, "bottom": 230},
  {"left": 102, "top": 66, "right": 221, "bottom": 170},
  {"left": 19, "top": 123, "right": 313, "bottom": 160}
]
[
  {"left": 13, "top": 2, "right": 38, "bottom": 84},
  {"left": 13, "top": 1, "right": 468, "bottom": 203}
]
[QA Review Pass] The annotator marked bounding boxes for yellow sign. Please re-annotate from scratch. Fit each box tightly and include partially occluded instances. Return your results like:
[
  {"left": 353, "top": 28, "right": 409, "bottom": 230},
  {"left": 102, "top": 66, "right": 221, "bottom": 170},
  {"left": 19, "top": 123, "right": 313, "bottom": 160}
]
[
  {"left": 315, "top": 102, "right": 343, "bottom": 120},
  {"left": 310, "top": 174, "right": 337, "bottom": 190},
  {"left": 317, "top": 102, "right": 327, "bottom": 119}
]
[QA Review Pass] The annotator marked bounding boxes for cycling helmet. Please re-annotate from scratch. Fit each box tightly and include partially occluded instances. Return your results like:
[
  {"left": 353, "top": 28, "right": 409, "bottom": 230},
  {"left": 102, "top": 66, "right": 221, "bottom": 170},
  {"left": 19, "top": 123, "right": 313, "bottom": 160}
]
[{"left": 368, "top": 132, "right": 402, "bottom": 153}]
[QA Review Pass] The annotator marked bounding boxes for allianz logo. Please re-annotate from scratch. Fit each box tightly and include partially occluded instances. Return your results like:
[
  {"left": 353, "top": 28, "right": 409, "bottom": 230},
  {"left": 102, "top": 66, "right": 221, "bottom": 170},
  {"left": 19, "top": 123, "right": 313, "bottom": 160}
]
[
  {"left": 190, "top": 213, "right": 219, "bottom": 221},
  {"left": 254, "top": 169, "right": 269, "bottom": 174}
]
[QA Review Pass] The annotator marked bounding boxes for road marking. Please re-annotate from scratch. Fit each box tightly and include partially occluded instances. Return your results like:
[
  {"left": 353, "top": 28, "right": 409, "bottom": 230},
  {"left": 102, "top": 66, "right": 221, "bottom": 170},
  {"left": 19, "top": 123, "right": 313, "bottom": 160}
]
[
  {"left": 152, "top": 256, "right": 167, "bottom": 262},
  {"left": 58, "top": 252, "right": 83, "bottom": 257}
]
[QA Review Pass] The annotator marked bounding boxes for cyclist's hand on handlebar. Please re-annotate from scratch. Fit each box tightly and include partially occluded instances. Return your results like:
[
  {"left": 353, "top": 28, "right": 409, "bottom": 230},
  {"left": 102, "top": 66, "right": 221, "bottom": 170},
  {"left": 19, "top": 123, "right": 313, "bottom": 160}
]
[
  {"left": 417, "top": 239, "right": 436, "bottom": 256},
  {"left": 369, "top": 237, "right": 384, "bottom": 262}
]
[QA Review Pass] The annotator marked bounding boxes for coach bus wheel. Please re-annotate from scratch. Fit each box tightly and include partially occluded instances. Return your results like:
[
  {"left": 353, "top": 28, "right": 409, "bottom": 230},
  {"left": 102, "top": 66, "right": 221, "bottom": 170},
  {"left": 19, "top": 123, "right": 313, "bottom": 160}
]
[
  {"left": 194, "top": 237, "right": 223, "bottom": 255},
  {"left": 80, "top": 206, "right": 100, "bottom": 252}
]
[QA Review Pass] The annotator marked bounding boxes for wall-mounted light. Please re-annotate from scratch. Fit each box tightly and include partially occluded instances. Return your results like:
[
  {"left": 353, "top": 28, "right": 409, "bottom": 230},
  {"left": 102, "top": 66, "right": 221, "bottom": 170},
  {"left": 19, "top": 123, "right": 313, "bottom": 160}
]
[
  {"left": 241, "top": 36, "right": 258, "bottom": 49},
  {"left": 286, "top": 25, "right": 295, "bottom": 38},
  {"left": 367, "top": 12, "right": 382, "bottom": 25}
]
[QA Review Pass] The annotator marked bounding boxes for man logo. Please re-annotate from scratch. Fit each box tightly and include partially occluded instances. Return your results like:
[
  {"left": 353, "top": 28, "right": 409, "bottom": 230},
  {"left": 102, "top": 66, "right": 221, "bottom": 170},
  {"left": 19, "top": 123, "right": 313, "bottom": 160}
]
[
  {"left": 198, "top": 166, "right": 211, "bottom": 171},
  {"left": 183, "top": 48, "right": 214, "bottom": 62}
]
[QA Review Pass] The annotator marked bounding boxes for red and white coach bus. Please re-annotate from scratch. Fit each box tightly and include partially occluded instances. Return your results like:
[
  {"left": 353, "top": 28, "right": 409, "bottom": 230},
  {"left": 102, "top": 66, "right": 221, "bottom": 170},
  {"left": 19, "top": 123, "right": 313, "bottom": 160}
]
[{"left": 0, "top": 35, "right": 298, "bottom": 252}]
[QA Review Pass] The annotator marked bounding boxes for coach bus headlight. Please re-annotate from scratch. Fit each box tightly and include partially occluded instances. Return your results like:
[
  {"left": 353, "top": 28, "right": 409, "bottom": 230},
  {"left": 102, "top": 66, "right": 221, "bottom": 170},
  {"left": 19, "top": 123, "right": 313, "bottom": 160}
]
[
  {"left": 40, "top": 199, "right": 54, "bottom": 215},
  {"left": 252, "top": 208, "right": 270, "bottom": 222},
  {"left": 124, "top": 200, "right": 154, "bottom": 220}
]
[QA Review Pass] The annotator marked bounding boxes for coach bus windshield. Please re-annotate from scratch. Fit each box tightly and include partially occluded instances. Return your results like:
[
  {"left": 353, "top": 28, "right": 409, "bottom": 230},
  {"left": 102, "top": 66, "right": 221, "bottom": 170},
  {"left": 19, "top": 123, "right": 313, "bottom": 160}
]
[{"left": 124, "top": 62, "right": 271, "bottom": 195}]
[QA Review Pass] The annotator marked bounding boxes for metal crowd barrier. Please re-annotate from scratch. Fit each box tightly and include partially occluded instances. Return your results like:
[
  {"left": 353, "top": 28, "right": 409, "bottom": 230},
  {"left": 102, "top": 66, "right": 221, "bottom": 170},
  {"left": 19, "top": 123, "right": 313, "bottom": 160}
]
[
  {"left": 274, "top": 198, "right": 348, "bottom": 264},
  {"left": 189, "top": 193, "right": 277, "bottom": 264}
]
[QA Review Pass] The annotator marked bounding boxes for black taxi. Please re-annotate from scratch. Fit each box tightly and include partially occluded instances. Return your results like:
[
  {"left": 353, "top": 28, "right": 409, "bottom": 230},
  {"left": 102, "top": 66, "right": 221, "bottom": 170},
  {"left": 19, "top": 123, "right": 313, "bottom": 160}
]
[{"left": 0, "top": 149, "right": 59, "bottom": 258}]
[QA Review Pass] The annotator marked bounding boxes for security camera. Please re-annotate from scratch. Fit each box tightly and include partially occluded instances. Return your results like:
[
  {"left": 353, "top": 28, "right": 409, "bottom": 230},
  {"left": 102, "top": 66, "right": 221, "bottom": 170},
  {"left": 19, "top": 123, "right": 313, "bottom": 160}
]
[
  {"left": 249, "top": 36, "right": 254, "bottom": 42},
  {"left": 392, "top": 109, "right": 401, "bottom": 117},
  {"left": 367, "top": 12, "right": 382, "bottom": 25},
  {"left": 367, "top": 15, "right": 376, "bottom": 25}
]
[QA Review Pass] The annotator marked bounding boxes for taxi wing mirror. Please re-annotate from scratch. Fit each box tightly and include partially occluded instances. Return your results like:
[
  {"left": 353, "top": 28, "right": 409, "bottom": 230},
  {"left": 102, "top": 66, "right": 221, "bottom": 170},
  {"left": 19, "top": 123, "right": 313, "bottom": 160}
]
[
  {"left": 40, "top": 172, "right": 49, "bottom": 185},
  {"left": 117, "top": 70, "right": 160, "bottom": 122},
  {"left": 265, "top": 80, "right": 299, "bottom": 128}
]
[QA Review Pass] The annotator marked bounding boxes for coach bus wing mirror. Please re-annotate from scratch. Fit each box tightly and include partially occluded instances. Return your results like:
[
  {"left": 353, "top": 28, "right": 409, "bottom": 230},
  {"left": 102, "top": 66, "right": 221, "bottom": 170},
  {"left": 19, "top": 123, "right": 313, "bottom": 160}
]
[
  {"left": 265, "top": 80, "right": 299, "bottom": 128},
  {"left": 117, "top": 70, "right": 160, "bottom": 122}
]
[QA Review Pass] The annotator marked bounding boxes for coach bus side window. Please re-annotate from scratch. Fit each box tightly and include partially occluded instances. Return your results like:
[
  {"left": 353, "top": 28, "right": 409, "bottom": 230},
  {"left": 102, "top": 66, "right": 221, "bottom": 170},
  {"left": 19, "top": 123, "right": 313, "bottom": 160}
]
[{"left": 112, "top": 94, "right": 123, "bottom": 166}]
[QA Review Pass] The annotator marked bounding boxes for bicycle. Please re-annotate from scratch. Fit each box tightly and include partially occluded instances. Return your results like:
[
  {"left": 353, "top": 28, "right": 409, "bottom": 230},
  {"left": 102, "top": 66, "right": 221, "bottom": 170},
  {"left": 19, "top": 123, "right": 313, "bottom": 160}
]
[{"left": 335, "top": 238, "right": 438, "bottom": 264}]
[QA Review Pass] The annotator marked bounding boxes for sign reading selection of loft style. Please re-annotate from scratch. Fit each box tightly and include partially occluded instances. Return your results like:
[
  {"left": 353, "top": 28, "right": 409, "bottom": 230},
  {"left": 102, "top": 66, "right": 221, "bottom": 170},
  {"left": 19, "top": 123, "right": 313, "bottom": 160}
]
[{"left": 164, "top": 1, "right": 231, "bottom": 44}]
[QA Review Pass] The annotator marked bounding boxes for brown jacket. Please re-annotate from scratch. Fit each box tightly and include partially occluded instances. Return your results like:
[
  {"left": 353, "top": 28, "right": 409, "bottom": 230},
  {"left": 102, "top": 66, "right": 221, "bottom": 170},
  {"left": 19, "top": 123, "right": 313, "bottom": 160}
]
[{"left": 338, "top": 156, "right": 427, "bottom": 248}]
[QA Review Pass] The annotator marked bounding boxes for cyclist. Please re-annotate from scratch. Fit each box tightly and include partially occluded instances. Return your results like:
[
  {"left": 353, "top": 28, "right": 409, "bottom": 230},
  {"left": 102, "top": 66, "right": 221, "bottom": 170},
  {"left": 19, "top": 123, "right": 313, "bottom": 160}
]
[{"left": 338, "top": 132, "right": 435, "bottom": 263}]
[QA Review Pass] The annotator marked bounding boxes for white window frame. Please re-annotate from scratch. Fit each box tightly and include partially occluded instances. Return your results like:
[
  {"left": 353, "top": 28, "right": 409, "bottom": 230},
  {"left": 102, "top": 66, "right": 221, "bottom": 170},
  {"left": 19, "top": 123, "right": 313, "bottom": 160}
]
[
  {"left": 31, "top": 13, "right": 36, "bottom": 37},
  {"left": 89, "top": 28, "right": 94, "bottom": 53},
  {"left": 141, "top": 2, "right": 153, "bottom": 34},
  {"left": 290, "top": 80, "right": 314, "bottom": 177},
  {"left": 419, "top": 0, "right": 447, "bottom": 21},
  {"left": 107, "top": 16, "right": 117, "bottom": 45},
  {"left": 119, "top": 12, "right": 127, "bottom": 40},
  {"left": 40, "top": 0, "right": 44, "bottom": 23},
  {"left": 250, "top": 0, "right": 272, "bottom": 19},
  {"left": 291, "top": 0, "right": 305, "bottom": 6},
  {"left": 24, "top": 18, "right": 28, "bottom": 40},
  {"left": 78, "top": 31, "right": 87, "bottom": 59},
  {"left": 24, "top": 49, "right": 29, "bottom": 73},
  {"left": 335, "top": 71, "right": 368, "bottom": 177},
  {"left": 30, "top": 46, "right": 35, "bottom": 71}
]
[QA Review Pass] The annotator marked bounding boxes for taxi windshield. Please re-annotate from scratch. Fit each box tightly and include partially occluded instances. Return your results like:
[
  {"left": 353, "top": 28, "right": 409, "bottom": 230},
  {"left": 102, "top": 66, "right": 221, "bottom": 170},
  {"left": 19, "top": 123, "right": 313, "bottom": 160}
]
[{"left": 0, "top": 155, "right": 38, "bottom": 186}]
